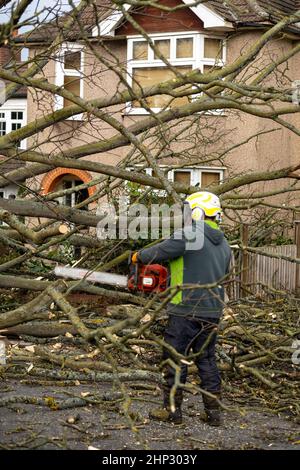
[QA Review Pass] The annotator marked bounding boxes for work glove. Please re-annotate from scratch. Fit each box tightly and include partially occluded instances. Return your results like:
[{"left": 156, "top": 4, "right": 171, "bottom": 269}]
[{"left": 131, "top": 252, "right": 139, "bottom": 264}]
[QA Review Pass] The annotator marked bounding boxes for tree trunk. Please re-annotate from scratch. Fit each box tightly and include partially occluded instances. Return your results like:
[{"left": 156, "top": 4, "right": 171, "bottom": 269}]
[{"left": 0, "top": 281, "right": 66, "bottom": 329}]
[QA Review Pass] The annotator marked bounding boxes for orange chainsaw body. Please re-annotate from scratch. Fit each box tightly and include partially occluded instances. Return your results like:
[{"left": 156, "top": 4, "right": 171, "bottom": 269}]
[{"left": 127, "top": 263, "right": 168, "bottom": 293}]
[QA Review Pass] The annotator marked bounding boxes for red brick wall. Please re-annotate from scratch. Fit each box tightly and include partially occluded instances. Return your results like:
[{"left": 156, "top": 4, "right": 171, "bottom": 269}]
[
  {"left": 116, "top": 0, "right": 204, "bottom": 35},
  {"left": 0, "top": 29, "right": 21, "bottom": 67},
  {"left": 0, "top": 46, "right": 12, "bottom": 67}
]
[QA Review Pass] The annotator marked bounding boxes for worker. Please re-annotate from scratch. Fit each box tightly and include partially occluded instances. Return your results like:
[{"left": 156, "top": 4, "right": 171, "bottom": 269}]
[{"left": 132, "top": 191, "right": 231, "bottom": 426}]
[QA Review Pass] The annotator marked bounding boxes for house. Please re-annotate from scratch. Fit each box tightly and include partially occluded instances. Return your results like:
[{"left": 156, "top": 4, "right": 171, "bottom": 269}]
[
  {"left": 0, "top": 44, "right": 27, "bottom": 204},
  {"left": 10, "top": 0, "right": 300, "bottom": 209}
]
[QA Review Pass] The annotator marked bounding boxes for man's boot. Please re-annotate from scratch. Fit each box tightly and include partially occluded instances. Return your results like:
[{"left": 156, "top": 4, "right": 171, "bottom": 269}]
[
  {"left": 201, "top": 392, "right": 222, "bottom": 427},
  {"left": 149, "top": 387, "right": 183, "bottom": 424}
]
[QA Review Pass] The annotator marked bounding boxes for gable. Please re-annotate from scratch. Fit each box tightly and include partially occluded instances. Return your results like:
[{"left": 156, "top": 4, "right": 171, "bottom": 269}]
[
  {"left": 116, "top": 0, "right": 204, "bottom": 35},
  {"left": 92, "top": 0, "right": 233, "bottom": 37},
  {"left": 17, "top": 0, "right": 300, "bottom": 44}
]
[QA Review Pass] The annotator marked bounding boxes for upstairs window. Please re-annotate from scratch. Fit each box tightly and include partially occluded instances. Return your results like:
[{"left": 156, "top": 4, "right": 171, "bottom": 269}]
[
  {"left": 127, "top": 33, "right": 225, "bottom": 114},
  {"left": 55, "top": 44, "right": 84, "bottom": 115}
]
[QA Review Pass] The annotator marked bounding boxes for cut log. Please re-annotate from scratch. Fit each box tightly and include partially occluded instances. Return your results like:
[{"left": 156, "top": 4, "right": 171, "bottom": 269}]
[
  {"left": 106, "top": 304, "right": 146, "bottom": 319},
  {"left": 0, "top": 275, "right": 146, "bottom": 312},
  {"left": 0, "top": 281, "right": 66, "bottom": 329},
  {"left": 0, "top": 321, "right": 78, "bottom": 337},
  {"left": 25, "top": 367, "right": 161, "bottom": 383}
]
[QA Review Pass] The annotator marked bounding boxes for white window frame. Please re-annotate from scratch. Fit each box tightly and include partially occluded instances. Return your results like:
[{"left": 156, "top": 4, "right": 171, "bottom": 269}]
[
  {"left": 0, "top": 184, "right": 18, "bottom": 200},
  {"left": 169, "top": 166, "right": 224, "bottom": 187},
  {"left": 0, "top": 184, "right": 19, "bottom": 225},
  {"left": 57, "top": 178, "right": 81, "bottom": 208},
  {"left": 0, "top": 99, "right": 27, "bottom": 149},
  {"left": 171, "top": 168, "right": 200, "bottom": 186},
  {"left": 126, "top": 32, "right": 226, "bottom": 115},
  {"left": 125, "top": 165, "right": 225, "bottom": 195},
  {"left": 55, "top": 43, "right": 85, "bottom": 120}
]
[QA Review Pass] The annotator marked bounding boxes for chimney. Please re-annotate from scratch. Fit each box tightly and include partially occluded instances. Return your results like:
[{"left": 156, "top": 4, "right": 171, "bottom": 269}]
[{"left": 0, "top": 30, "right": 21, "bottom": 68}]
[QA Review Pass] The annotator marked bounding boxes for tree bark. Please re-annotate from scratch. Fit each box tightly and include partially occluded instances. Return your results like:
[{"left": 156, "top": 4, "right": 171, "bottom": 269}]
[
  {"left": 0, "top": 199, "right": 102, "bottom": 227},
  {"left": 0, "top": 274, "right": 145, "bottom": 305},
  {"left": 0, "top": 281, "right": 66, "bottom": 329}
]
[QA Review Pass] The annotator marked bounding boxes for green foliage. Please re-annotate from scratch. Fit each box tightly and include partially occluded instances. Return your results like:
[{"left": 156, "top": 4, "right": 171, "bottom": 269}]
[
  {"left": 125, "top": 181, "right": 175, "bottom": 207},
  {"left": 48, "top": 242, "right": 76, "bottom": 264},
  {"left": 270, "top": 234, "right": 293, "bottom": 246},
  {"left": 24, "top": 259, "right": 51, "bottom": 274}
]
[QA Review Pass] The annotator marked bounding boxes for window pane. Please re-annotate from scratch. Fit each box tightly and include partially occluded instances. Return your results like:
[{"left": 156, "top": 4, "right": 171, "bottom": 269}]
[
  {"left": 0, "top": 112, "right": 5, "bottom": 118},
  {"left": 0, "top": 122, "right": 6, "bottom": 136},
  {"left": 11, "top": 111, "right": 23, "bottom": 120},
  {"left": 11, "top": 123, "right": 22, "bottom": 147},
  {"left": 63, "top": 76, "right": 81, "bottom": 107},
  {"left": 64, "top": 51, "right": 81, "bottom": 70},
  {"left": 201, "top": 172, "right": 220, "bottom": 187},
  {"left": 132, "top": 41, "right": 148, "bottom": 60},
  {"left": 174, "top": 171, "right": 191, "bottom": 186},
  {"left": 59, "top": 178, "right": 88, "bottom": 209},
  {"left": 0, "top": 192, "right": 3, "bottom": 198},
  {"left": 154, "top": 40, "right": 170, "bottom": 59},
  {"left": 63, "top": 181, "right": 73, "bottom": 190},
  {"left": 204, "top": 38, "right": 223, "bottom": 59},
  {"left": 62, "top": 180, "right": 73, "bottom": 207},
  {"left": 132, "top": 66, "right": 192, "bottom": 108},
  {"left": 76, "top": 186, "right": 89, "bottom": 209},
  {"left": 176, "top": 38, "right": 193, "bottom": 58}
]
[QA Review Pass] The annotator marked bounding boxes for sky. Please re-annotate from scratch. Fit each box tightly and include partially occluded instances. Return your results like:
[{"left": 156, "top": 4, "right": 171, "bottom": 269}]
[
  {"left": 0, "top": 0, "right": 80, "bottom": 31},
  {"left": 0, "top": 0, "right": 80, "bottom": 59}
]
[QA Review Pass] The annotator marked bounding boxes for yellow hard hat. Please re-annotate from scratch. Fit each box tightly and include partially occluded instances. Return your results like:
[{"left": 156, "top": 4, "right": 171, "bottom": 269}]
[{"left": 185, "top": 191, "right": 222, "bottom": 220}]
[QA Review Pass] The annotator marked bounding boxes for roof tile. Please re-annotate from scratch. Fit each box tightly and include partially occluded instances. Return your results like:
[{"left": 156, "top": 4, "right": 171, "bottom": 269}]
[{"left": 17, "top": 0, "right": 300, "bottom": 43}]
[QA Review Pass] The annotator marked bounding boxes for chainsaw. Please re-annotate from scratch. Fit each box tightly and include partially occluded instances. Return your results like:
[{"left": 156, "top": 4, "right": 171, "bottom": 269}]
[{"left": 54, "top": 257, "right": 168, "bottom": 294}]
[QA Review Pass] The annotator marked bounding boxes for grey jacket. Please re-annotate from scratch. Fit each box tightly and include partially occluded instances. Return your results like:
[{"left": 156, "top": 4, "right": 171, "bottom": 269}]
[{"left": 138, "top": 221, "right": 231, "bottom": 319}]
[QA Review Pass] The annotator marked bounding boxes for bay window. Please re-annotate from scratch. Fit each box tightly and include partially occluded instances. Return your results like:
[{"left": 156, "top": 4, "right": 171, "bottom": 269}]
[
  {"left": 132, "top": 66, "right": 192, "bottom": 108},
  {"left": 127, "top": 32, "right": 225, "bottom": 113}
]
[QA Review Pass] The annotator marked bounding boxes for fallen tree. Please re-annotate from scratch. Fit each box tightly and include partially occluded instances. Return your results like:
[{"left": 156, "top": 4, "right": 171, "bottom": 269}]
[{"left": 0, "top": 0, "right": 299, "bottom": 433}]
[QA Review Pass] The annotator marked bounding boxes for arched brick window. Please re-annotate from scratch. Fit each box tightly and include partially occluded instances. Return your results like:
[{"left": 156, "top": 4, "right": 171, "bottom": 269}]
[
  {"left": 41, "top": 168, "right": 96, "bottom": 209},
  {"left": 41, "top": 168, "right": 96, "bottom": 198}
]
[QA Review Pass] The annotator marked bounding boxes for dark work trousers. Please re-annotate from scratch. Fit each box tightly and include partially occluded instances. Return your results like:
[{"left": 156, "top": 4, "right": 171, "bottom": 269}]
[{"left": 162, "top": 314, "right": 221, "bottom": 394}]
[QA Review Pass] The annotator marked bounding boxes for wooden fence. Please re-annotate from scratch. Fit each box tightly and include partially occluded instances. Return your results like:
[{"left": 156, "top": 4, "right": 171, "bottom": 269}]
[
  {"left": 229, "top": 245, "right": 298, "bottom": 298},
  {"left": 247, "top": 245, "right": 297, "bottom": 294},
  {"left": 228, "top": 221, "right": 300, "bottom": 299}
]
